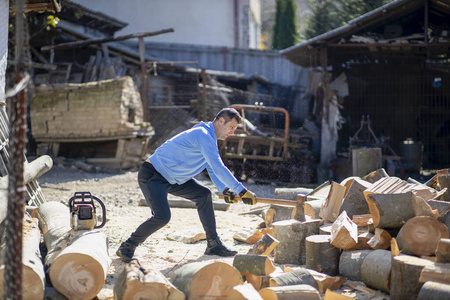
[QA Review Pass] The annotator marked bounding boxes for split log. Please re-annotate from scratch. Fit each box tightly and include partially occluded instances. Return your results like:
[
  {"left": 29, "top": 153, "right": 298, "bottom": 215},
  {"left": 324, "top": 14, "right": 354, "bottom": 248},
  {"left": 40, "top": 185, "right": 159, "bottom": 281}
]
[
  {"left": 304, "top": 199, "right": 326, "bottom": 219},
  {"left": 241, "top": 272, "right": 275, "bottom": 291},
  {"left": 339, "top": 178, "right": 372, "bottom": 219},
  {"left": 113, "top": 259, "right": 184, "bottom": 300},
  {"left": 396, "top": 216, "right": 449, "bottom": 256},
  {"left": 273, "top": 219, "right": 322, "bottom": 265},
  {"left": 291, "top": 194, "right": 306, "bottom": 222},
  {"left": 360, "top": 249, "right": 392, "bottom": 293},
  {"left": 361, "top": 168, "right": 389, "bottom": 183},
  {"left": 367, "top": 228, "right": 391, "bottom": 250},
  {"left": 307, "top": 269, "right": 346, "bottom": 294},
  {"left": 305, "top": 235, "right": 341, "bottom": 276},
  {"left": 352, "top": 147, "right": 382, "bottom": 177},
  {"left": 340, "top": 176, "right": 360, "bottom": 191},
  {"left": 419, "top": 263, "right": 450, "bottom": 284},
  {"left": 167, "top": 230, "right": 205, "bottom": 244},
  {"left": 171, "top": 261, "right": 243, "bottom": 299},
  {"left": 437, "top": 168, "right": 450, "bottom": 201},
  {"left": 0, "top": 216, "right": 45, "bottom": 299},
  {"left": 418, "top": 281, "right": 450, "bottom": 300},
  {"left": 247, "top": 233, "right": 279, "bottom": 256},
  {"left": 339, "top": 250, "right": 372, "bottom": 281},
  {"left": 259, "top": 285, "right": 321, "bottom": 300},
  {"left": 390, "top": 255, "right": 434, "bottom": 300},
  {"left": 352, "top": 214, "right": 373, "bottom": 227},
  {"left": 35, "top": 201, "right": 111, "bottom": 299},
  {"left": 319, "top": 181, "right": 347, "bottom": 223},
  {"left": 411, "top": 192, "right": 438, "bottom": 219},
  {"left": 233, "top": 254, "right": 276, "bottom": 276},
  {"left": 391, "top": 238, "right": 400, "bottom": 256},
  {"left": 323, "top": 290, "right": 355, "bottom": 300},
  {"left": 427, "top": 199, "right": 450, "bottom": 220},
  {"left": 348, "top": 232, "right": 374, "bottom": 250},
  {"left": 265, "top": 205, "right": 295, "bottom": 227},
  {"left": 228, "top": 283, "right": 263, "bottom": 300},
  {"left": 269, "top": 268, "right": 318, "bottom": 289},
  {"left": 344, "top": 281, "right": 379, "bottom": 299},
  {"left": 365, "top": 192, "right": 416, "bottom": 228},
  {"left": 436, "top": 238, "right": 450, "bottom": 263},
  {"left": 330, "top": 211, "right": 358, "bottom": 250},
  {"left": 233, "top": 228, "right": 273, "bottom": 244}
]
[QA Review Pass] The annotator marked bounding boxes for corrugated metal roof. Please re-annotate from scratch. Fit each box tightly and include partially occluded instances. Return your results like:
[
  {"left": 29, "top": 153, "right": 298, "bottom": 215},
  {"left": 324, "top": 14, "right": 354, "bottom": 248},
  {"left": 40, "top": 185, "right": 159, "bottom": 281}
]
[{"left": 281, "top": 0, "right": 450, "bottom": 67}]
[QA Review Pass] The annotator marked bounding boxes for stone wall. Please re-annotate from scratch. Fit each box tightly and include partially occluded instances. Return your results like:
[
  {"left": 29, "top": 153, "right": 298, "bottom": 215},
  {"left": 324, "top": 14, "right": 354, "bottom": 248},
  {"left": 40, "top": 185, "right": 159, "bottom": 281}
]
[{"left": 31, "top": 76, "right": 152, "bottom": 140}]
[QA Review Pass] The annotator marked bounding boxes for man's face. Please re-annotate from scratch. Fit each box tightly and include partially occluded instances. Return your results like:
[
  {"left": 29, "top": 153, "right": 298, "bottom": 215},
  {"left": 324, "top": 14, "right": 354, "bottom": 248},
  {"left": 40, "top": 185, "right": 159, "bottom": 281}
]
[{"left": 216, "top": 118, "right": 238, "bottom": 140}]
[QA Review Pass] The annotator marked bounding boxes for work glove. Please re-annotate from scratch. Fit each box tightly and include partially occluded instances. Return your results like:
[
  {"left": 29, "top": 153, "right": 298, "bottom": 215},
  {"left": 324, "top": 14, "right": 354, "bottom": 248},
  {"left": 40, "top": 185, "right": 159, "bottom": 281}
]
[
  {"left": 222, "top": 188, "right": 238, "bottom": 204},
  {"left": 239, "top": 189, "right": 257, "bottom": 205}
]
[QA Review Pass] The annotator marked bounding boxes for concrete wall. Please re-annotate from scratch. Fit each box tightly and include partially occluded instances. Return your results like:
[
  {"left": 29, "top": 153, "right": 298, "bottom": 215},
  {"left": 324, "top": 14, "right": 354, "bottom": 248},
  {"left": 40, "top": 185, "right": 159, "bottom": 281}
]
[
  {"left": 72, "top": 0, "right": 261, "bottom": 49},
  {"left": 0, "top": 0, "right": 8, "bottom": 104}
]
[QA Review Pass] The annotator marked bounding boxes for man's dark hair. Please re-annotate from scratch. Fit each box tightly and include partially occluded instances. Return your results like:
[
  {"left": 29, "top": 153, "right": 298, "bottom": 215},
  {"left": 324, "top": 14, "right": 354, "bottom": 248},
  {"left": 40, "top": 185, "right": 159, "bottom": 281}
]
[{"left": 213, "top": 108, "right": 242, "bottom": 124}]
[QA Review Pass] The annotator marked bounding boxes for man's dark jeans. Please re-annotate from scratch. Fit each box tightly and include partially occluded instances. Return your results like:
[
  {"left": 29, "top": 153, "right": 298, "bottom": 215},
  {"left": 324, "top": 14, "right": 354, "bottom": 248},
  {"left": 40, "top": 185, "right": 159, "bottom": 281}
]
[{"left": 127, "top": 161, "right": 217, "bottom": 245}]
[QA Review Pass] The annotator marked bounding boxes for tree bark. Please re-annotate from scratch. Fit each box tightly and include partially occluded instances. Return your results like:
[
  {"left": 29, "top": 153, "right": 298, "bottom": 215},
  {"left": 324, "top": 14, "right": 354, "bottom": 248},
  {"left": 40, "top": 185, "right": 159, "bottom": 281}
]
[
  {"left": 305, "top": 234, "right": 341, "bottom": 276},
  {"left": 269, "top": 268, "right": 318, "bottom": 290},
  {"left": 419, "top": 263, "right": 450, "bottom": 284},
  {"left": 304, "top": 199, "right": 325, "bottom": 219},
  {"left": 0, "top": 216, "right": 45, "bottom": 299},
  {"left": 339, "top": 250, "right": 372, "bottom": 281},
  {"left": 396, "top": 216, "right": 449, "bottom": 256},
  {"left": 259, "top": 285, "right": 321, "bottom": 300},
  {"left": 390, "top": 255, "right": 434, "bottom": 300},
  {"left": 233, "top": 254, "right": 276, "bottom": 276},
  {"left": 114, "top": 259, "right": 184, "bottom": 300},
  {"left": 171, "top": 261, "right": 243, "bottom": 299},
  {"left": 307, "top": 269, "right": 346, "bottom": 294},
  {"left": 365, "top": 192, "right": 416, "bottom": 228},
  {"left": 273, "top": 219, "right": 322, "bottom": 265},
  {"left": 360, "top": 249, "right": 392, "bottom": 293},
  {"left": 436, "top": 238, "right": 450, "bottom": 263},
  {"left": 35, "top": 201, "right": 111, "bottom": 300}
]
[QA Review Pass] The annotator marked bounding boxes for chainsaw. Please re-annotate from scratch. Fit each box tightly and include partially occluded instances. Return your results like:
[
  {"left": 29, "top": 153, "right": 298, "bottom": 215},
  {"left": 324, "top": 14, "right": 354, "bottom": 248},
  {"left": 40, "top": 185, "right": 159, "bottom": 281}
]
[{"left": 68, "top": 192, "right": 106, "bottom": 230}]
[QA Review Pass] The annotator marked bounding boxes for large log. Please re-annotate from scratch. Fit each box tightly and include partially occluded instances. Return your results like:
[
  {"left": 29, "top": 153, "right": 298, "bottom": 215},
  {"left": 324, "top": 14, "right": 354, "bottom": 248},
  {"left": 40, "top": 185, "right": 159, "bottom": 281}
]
[
  {"left": 319, "top": 181, "right": 347, "bottom": 223},
  {"left": 0, "top": 155, "right": 53, "bottom": 190},
  {"left": 259, "top": 285, "right": 321, "bottom": 300},
  {"left": 339, "top": 250, "right": 372, "bottom": 281},
  {"left": 0, "top": 216, "right": 45, "bottom": 299},
  {"left": 171, "top": 261, "right": 243, "bottom": 299},
  {"left": 305, "top": 235, "right": 341, "bottom": 276},
  {"left": 365, "top": 192, "right": 416, "bottom": 228},
  {"left": 36, "top": 201, "right": 111, "bottom": 299},
  {"left": 330, "top": 211, "right": 358, "bottom": 250},
  {"left": 114, "top": 259, "right": 184, "bottom": 300},
  {"left": 273, "top": 219, "right": 322, "bottom": 265},
  {"left": 274, "top": 187, "right": 314, "bottom": 200},
  {"left": 360, "top": 249, "right": 391, "bottom": 293},
  {"left": 233, "top": 254, "right": 276, "bottom": 276},
  {"left": 390, "top": 255, "right": 434, "bottom": 300},
  {"left": 339, "top": 178, "right": 372, "bottom": 219},
  {"left": 418, "top": 281, "right": 450, "bottom": 300},
  {"left": 396, "top": 216, "right": 449, "bottom": 256},
  {"left": 269, "top": 268, "right": 318, "bottom": 290}
]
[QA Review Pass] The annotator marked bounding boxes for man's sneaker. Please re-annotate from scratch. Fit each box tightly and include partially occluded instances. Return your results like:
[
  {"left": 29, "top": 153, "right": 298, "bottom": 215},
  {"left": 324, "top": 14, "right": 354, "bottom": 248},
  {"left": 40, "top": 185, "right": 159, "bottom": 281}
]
[
  {"left": 205, "top": 237, "right": 237, "bottom": 257},
  {"left": 116, "top": 241, "right": 137, "bottom": 263}
]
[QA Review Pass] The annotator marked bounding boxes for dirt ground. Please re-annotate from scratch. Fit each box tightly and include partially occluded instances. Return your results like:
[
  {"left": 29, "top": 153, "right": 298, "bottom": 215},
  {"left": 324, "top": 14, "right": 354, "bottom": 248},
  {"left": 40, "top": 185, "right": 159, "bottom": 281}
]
[{"left": 37, "top": 160, "right": 389, "bottom": 300}]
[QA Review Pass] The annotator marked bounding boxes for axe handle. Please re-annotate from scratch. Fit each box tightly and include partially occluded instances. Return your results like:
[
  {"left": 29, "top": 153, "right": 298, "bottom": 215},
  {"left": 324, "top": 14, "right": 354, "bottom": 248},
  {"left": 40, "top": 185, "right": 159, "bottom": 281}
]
[{"left": 218, "top": 195, "right": 296, "bottom": 206}]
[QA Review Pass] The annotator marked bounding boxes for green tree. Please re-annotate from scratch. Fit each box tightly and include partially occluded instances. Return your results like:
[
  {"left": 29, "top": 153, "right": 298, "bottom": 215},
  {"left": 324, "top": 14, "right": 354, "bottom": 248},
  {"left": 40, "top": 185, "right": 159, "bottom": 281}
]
[
  {"left": 302, "top": 0, "right": 393, "bottom": 41},
  {"left": 272, "top": 0, "right": 299, "bottom": 49}
]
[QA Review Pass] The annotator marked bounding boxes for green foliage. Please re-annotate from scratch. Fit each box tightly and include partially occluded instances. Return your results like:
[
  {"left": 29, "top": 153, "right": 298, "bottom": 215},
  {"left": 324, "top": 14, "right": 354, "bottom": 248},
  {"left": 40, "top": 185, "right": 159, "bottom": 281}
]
[
  {"left": 301, "top": 0, "right": 393, "bottom": 41},
  {"left": 272, "top": 0, "right": 299, "bottom": 50}
]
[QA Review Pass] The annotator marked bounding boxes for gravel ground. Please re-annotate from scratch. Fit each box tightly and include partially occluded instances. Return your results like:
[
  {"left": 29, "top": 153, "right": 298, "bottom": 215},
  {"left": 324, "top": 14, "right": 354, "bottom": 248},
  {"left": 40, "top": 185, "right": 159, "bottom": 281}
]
[{"left": 37, "top": 159, "right": 389, "bottom": 300}]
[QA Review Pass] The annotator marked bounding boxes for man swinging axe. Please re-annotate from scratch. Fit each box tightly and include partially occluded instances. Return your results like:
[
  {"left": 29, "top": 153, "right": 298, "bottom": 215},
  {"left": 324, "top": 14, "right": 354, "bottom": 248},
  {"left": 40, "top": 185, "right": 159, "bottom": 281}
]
[{"left": 116, "top": 108, "right": 257, "bottom": 262}]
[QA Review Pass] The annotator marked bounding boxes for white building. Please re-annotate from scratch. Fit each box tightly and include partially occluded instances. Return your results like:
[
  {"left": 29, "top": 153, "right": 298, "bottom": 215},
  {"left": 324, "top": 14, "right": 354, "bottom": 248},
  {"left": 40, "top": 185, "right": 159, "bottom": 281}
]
[{"left": 72, "top": 0, "right": 261, "bottom": 49}]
